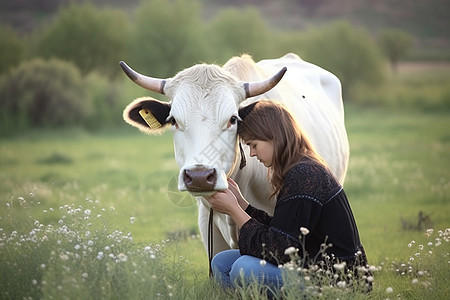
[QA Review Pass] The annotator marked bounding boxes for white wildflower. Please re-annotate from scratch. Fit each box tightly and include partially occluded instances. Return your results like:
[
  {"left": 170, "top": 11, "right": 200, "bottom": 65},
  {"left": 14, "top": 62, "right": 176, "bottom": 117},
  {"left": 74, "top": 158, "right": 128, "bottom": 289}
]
[
  {"left": 284, "top": 247, "right": 297, "bottom": 255},
  {"left": 60, "top": 254, "right": 69, "bottom": 261},
  {"left": 117, "top": 253, "right": 128, "bottom": 262},
  {"left": 300, "top": 227, "right": 310, "bottom": 235},
  {"left": 333, "top": 262, "right": 346, "bottom": 271}
]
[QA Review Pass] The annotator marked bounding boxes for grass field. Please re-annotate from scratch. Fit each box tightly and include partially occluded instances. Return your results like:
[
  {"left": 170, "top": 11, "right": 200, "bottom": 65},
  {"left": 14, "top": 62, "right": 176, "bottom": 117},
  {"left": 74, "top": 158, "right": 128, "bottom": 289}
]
[{"left": 1, "top": 101, "right": 449, "bottom": 298}]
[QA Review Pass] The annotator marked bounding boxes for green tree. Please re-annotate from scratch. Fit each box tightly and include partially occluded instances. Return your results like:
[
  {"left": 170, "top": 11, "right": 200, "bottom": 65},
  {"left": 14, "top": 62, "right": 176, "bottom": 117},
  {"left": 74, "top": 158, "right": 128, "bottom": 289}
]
[
  {"left": 378, "top": 28, "right": 413, "bottom": 72},
  {"left": 0, "top": 59, "right": 89, "bottom": 134},
  {"left": 0, "top": 26, "right": 25, "bottom": 75},
  {"left": 206, "top": 7, "right": 272, "bottom": 64},
  {"left": 302, "top": 21, "right": 385, "bottom": 99},
  {"left": 35, "top": 3, "right": 130, "bottom": 78},
  {"left": 270, "top": 30, "right": 308, "bottom": 59},
  {"left": 130, "top": 0, "right": 208, "bottom": 78}
]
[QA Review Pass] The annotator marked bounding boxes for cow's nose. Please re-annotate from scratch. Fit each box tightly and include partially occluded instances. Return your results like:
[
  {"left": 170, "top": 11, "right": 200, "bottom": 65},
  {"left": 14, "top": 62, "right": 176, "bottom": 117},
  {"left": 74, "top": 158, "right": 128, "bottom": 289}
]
[{"left": 183, "top": 166, "right": 217, "bottom": 192}]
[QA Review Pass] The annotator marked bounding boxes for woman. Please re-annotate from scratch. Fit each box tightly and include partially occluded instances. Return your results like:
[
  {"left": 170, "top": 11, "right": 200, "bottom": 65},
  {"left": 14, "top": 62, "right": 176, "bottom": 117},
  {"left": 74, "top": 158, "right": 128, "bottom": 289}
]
[{"left": 206, "top": 101, "right": 369, "bottom": 292}]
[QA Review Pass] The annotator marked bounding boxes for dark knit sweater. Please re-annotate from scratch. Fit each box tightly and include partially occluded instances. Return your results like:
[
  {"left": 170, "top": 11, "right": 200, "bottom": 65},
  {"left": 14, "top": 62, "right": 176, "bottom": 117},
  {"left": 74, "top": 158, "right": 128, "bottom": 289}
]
[{"left": 238, "top": 157, "right": 368, "bottom": 269}]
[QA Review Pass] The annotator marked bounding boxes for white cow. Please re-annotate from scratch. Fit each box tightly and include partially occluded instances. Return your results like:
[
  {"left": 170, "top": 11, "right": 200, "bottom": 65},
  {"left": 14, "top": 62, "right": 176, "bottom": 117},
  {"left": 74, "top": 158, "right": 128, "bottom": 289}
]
[{"left": 121, "top": 53, "right": 349, "bottom": 260}]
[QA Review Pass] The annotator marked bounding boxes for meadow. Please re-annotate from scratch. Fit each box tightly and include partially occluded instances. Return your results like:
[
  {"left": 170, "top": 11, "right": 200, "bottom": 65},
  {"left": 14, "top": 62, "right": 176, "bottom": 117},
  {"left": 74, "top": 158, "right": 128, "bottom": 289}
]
[{"left": 1, "top": 66, "right": 450, "bottom": 298}]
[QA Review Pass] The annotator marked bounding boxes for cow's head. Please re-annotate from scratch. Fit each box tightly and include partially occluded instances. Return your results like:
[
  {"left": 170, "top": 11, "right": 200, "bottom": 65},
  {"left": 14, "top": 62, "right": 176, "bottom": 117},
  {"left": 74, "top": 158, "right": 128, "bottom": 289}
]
[{"left": 120, "top": 61, "right": 286, "bottom": 196}]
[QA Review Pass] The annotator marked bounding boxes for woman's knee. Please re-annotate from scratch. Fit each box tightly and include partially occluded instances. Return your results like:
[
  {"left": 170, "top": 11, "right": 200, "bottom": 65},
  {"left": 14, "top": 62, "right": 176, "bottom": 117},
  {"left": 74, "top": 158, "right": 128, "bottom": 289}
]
[
  {"left": 211, "top": 249, "right": 241, "bottom": 289},
  {"left": 212, "top": 250, "right": 240, "bottom": 271},
  {"left": 229, "top": 255, "right": 282, "bottom": 287}
]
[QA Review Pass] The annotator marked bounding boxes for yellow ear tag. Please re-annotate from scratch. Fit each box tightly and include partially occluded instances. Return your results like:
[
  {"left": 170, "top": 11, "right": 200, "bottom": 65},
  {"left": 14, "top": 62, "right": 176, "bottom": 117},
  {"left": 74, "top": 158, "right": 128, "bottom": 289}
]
[{"left": 139, "top": 108, "right": 162, "bottom": 129}]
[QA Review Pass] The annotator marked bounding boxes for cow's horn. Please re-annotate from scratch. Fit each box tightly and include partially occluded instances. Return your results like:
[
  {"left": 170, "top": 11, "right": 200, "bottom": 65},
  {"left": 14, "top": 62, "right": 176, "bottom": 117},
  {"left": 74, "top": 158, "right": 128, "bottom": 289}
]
[
  {"left": 244, "top": 67, "right": 287, "bottom": 98},
  {"left": 119, "top": 61, "right": 166, "bottom": 95}
]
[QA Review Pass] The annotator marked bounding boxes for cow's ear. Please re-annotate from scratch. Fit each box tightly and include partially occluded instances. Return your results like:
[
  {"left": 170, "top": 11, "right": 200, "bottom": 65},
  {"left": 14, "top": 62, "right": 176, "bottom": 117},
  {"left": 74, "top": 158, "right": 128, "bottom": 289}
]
[
  {"left": 123, "top": 97, "right": 171, "bottom": 134},
  {"left": 238, "top": 101, "right": 258, "bottom": 122}
]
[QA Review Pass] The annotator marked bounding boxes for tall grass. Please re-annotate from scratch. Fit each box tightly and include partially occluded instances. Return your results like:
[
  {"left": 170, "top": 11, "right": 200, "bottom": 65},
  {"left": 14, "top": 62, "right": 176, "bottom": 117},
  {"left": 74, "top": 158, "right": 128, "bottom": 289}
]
[
  {"left": 1, "top": 186, "right": 448, "bottom": 299},
  {"left": 1, "top": 105, "right": 449, "bottom": 298},
  {"left": 0, "top": 193, "right": 224, "bottom": 299}
]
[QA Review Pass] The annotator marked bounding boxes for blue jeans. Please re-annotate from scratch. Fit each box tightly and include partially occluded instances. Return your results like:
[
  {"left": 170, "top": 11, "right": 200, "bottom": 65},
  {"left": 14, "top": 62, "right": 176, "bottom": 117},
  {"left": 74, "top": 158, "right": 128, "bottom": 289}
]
[{"left": 211, "top": 249, "right": 283, "bottom": 290}]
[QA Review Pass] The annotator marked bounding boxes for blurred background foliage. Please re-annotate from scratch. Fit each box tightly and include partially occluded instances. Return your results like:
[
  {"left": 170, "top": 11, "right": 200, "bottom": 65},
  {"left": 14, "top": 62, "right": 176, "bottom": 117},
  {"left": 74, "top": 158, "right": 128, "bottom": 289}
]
[
  {"left": 0, "top": 0, "right": 449, "bottom": 136},
  {"left": 34, "top": 3, "right": 130, "bottom": 78}
]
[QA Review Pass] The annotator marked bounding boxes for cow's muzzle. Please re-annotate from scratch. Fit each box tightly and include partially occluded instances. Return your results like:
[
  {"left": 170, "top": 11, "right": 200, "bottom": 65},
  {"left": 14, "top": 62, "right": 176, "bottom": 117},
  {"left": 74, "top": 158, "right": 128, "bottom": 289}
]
[{"left": 183, "top": 166, "right": 218, "bottom": 193}]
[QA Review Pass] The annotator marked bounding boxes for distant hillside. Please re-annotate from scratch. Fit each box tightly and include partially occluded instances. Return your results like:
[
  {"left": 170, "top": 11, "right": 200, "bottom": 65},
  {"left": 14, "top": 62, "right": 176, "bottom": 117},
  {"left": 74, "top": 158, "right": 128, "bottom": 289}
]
[{"left": 1, "top": 0, "right": 449, "bottom": 59}]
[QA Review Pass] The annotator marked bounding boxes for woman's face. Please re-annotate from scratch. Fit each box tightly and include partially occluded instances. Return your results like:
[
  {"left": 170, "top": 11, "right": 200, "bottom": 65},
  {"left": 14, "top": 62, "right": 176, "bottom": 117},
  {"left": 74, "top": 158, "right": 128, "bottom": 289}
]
[{"left": 246, "top": 140, "right": 274, "bottom": 168}]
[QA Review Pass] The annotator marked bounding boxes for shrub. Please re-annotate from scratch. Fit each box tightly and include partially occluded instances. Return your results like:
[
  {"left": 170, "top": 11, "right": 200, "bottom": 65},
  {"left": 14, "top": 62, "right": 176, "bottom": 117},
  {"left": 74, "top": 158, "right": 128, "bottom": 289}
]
[
  {"left": 35, "top": 3, "right": 130, "bottom": 78},
  {"left": 206, "top": 7, "right": 272, "bottom": 64},
  {"left": 82, "top": 71, "right": 125, "bottom": 130},
  {"left": 0, "top": 58, "right": 90, "bottom": 135},
  {"left": 0, "top": 25, "right": 25, "bottom": 75},
  {"left": 378, "top": 28, "right": 413, "bottom": 73},
  {"left": 301, "top": 21, "right": 386, "bottom": 100},
  {"left": 130, "top": 0, "right": 208, "bottom": 78}
]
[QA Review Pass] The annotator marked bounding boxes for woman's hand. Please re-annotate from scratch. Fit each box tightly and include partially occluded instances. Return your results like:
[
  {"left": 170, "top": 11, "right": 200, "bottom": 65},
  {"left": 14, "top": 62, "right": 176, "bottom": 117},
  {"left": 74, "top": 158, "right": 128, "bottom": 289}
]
[
  {"left": 206, "top": 187, "right": 251, "bottom": 229},
  {"left": 206, "top": 189, "right": 239, "bottom": 215},
  {"left": 227, "top": 178, "right": 249, "bottom": 210}
]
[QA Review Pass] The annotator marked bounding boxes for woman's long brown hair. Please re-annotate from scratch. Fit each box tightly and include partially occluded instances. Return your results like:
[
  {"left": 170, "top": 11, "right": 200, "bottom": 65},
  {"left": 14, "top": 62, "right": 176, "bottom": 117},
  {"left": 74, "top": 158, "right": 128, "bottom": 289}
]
[{"left": 238, "top": 100, "right": 326, "bottom": 199}]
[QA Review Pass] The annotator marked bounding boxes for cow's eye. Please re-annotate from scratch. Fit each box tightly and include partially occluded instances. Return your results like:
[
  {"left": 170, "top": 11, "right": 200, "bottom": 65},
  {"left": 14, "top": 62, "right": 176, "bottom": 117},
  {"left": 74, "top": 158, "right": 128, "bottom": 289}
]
[
  {"left": 168, "top": 116, "right": 177, "bottom": 127},
  {"left": 229, "top": 116, "right": 238, "bottom": 125}
]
